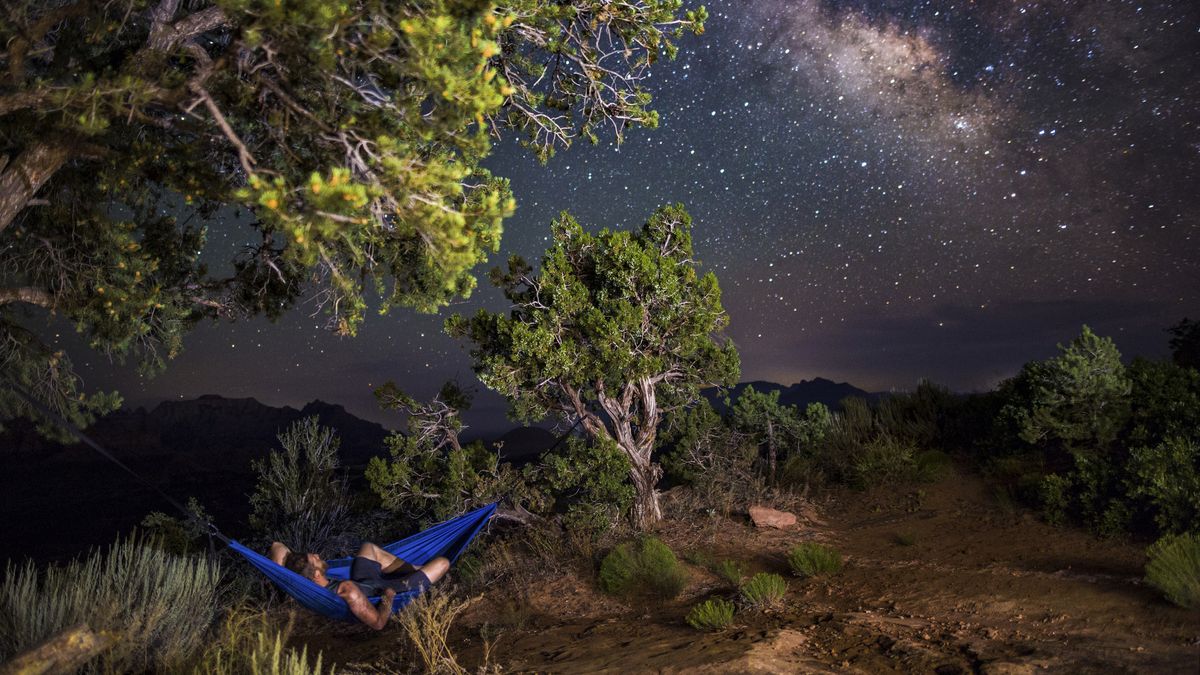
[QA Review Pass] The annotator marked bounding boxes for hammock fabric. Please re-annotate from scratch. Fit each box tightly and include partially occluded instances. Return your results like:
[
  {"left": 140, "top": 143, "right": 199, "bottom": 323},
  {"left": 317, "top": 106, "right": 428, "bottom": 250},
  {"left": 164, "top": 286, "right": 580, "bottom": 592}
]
[{"left": 229, "top": 502, "right": 496, "bottom": 621}]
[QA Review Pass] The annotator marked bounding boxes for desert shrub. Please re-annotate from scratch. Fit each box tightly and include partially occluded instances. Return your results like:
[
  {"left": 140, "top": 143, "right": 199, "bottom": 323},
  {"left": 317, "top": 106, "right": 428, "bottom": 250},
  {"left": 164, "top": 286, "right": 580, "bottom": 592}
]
[
  {"left": 197, "top": 606, "right": 326, "bottom": 675},
  {"left": 139, "top": 497, "right": 215, "bottom": 555},
  {"left": 875, "top": 380, "right": 954, "bottom": 449},
  {"left": 850, "top": 434, "right": 918, "bottom": 488},
  {"left": 367, "top": 382, "right": 530, "bottom": 527},
  {"left": 1144, "top": 533, "right": 1200, "bottom": 609},
  {"left": 686, "top": 598, "right": 735, "bottom": 631},
  {"left": 714, "top": 559, "right": 747, "bottom": 587},
  {"left": 893, "top": 532, "right": 917, "bottom": 546},
  {"left": 537, "top": 435, "right": 634, "bottom": 538},
  {"left": 660, "top": 400, "right": 761, "bottom": 513},
  {"left": 399, "top": 591, "right": 471, "bottom": 675},
  {"left": 0, "top": 536, "right": 223, "bottom": 672},
  {"left": 787, "top": 543, "right": 843, "bottom": 578},
  {"left": 1127, "top": 437, "right": 1200, "bottom": 535},
  {"left": 739, "top": 572, "right": 787, "bottom": 609},
  {"left": 912, "top": 449, "right": 952, "bottom": 483},
  {"left": 598, "top": 537, "right": 686, "bottom": 601},
  {"left": 250, "top": 416, "right": 351, "bottom": 554}
]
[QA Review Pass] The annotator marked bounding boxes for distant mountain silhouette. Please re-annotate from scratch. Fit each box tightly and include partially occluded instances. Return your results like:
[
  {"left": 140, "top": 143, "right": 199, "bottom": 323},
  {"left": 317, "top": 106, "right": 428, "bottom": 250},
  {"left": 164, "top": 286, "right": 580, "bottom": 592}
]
[
  {"left": 0, "top": 395, "right": 393, "bottom": 563},
  {"left": 705, "top": 378, "right": 881, "bottom": 413}
]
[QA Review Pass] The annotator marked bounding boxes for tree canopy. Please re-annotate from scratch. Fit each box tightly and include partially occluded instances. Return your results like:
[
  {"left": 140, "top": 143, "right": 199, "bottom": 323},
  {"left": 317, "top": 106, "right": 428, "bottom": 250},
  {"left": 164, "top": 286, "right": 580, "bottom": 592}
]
[
  {"left": 0, "top": 0, "right": 707, "bottom": 436},
  {"left": 447, "top": 204, "right": 739, "bottom": 528}
]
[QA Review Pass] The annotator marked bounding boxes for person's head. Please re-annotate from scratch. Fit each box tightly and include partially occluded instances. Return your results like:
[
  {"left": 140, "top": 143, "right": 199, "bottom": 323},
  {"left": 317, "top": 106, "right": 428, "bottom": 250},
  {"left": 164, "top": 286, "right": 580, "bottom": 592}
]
[{"left": 282, "top": 551, "right": 327, "bottom": 581}]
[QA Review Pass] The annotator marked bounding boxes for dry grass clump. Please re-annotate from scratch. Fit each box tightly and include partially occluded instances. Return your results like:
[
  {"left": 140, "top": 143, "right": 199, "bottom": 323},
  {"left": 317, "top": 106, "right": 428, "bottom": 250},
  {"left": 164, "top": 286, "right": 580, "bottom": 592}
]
[
  {"left": 1145, "top": 533, "right": 1200, "bottom": 609},
  {"left": 194, "top": 606, "right": 326, "bottom": 675},
  {"left": 398, "top": 591, "right": 472, "bottom": 675}
]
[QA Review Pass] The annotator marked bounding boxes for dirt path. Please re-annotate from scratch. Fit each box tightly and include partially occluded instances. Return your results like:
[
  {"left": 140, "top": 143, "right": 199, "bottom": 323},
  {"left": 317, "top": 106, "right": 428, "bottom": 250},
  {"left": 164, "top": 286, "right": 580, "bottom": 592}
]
[{"left": 307, "top": 470, "right": 1199, "bottom": 673}]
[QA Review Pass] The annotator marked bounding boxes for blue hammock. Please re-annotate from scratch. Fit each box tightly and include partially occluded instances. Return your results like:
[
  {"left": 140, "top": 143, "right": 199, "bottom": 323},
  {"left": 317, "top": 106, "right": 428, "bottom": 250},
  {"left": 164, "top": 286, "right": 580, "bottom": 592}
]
[{"left": 228, "top": 502, "right": 496, "bottom": 621}]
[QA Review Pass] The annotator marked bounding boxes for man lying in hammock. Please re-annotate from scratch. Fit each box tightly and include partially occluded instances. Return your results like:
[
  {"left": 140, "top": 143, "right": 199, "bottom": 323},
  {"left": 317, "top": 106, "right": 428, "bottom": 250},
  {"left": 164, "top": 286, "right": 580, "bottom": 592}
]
[{"left": 269, "top": 541, "right": 450, "bottom": 629}]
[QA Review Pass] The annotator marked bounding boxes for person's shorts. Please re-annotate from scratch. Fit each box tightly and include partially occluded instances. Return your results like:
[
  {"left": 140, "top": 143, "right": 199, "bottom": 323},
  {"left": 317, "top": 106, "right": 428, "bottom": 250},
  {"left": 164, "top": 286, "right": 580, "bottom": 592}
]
[{"left": 348, "top": 556, "right": 432, "bottom": 596}]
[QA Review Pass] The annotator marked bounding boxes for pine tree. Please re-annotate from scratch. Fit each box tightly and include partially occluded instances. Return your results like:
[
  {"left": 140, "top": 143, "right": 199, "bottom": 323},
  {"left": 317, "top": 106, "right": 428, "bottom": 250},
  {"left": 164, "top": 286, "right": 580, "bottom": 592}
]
[
  {"left": 0, "top": 0, "right": 707, "bottom": 435},
  {"left": 447, "top": 204, "right": 739, "bottom": 529}
]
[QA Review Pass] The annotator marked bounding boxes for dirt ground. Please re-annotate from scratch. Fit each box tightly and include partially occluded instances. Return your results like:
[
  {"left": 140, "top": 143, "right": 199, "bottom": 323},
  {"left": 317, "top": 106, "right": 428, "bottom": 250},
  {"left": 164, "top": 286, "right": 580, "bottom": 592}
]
[{"left": 296, "top": 470, "right": 1199, "bottom": 673}]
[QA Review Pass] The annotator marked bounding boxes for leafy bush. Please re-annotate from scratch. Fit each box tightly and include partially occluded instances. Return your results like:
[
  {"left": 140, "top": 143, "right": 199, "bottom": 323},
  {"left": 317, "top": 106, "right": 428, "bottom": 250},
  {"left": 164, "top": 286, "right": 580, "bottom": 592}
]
[
  {"left": 714, "top": 559, "right": 747, "bottom": 587},
  {"left": 250, "top": 416, "right": 351, "bottom": 554},
  {"left": 686, "top": 598, "right": 735, "bottom": 631},
  {"left": 787, "top": 543, "right": 843, "bottom": 578},
  {"left": 0, "top": 537, "right": 223, "bottom": 672},
  {"left": 367, "top": 382, "right": 528, "bottom": 526},
  {"left": 139, "top": 497, "right": 214, "bottom": 555},
  {"left": 1128, "top": 437, "right": 1200, "bottom": 535},
  {"left": 850, "top": 434, "right": 918, "bottom": 488},
  {"left": 598, "top": 537, "right": 687, "bottom": 601},
  {"left": 537, "top": 435, "right": 635, "bottom": 538},
  {"left": 1145, "top": 533, "right": 1200, "bottom": 609},
  {"left": 738, "top": 572, "right": 787, "bottom": 610}
]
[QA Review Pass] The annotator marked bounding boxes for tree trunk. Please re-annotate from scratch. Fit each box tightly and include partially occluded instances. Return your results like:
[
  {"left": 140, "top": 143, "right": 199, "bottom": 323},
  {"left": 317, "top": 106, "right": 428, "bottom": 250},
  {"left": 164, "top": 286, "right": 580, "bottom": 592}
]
[
  {"left": 766, "top": 416, "right": 777, "bottom": 486},
  {"left": 628, "top": 456, "right": 663, "bottom": 530},
  {"left": 0, "top": 139, "right": 72, "bottom": 234},
  {"left": 0, "top": 623, "right": 114, "bottom": 675}
]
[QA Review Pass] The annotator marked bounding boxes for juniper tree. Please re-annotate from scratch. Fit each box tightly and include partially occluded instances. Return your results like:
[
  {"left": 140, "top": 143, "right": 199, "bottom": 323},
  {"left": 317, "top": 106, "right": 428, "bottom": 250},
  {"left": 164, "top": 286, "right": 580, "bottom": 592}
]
[
  {"left": 447, "top": 204, "right": 739, "bottom": 529},
  {"left": 0, "top": 0, "right": 707, "bottom": 435}
]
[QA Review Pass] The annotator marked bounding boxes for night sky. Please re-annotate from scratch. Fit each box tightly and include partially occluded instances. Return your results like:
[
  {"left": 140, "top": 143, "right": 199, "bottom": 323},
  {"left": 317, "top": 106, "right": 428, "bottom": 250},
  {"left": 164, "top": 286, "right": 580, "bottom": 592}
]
[{"left": 59, "top": 0, "right": 1199, "bottom": 435}]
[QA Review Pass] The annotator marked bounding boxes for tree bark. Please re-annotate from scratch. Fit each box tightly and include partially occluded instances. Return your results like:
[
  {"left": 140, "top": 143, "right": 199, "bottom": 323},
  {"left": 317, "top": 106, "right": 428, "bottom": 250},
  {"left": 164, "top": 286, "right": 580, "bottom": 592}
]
[
  {"left": 0, "top": 623, "right": 114, "bottom": 675},
  {"left": 0, "top": 139, "right": 72, "bottom": 234},
  {"left": 628, "top": 457, "right": 663, "bottom": 530}
]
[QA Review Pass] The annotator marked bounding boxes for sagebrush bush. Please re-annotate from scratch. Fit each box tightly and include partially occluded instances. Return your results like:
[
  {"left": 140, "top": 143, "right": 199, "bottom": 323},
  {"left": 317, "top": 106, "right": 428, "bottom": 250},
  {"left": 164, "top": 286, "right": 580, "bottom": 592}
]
[
  {"left": 598, "top": 537, "right": 687, "bottom": 601},
  {"left": 0, "top": 536, "right": 223, "bottom": 672},
  {"left": 250, "top": 416, "right": 351, "bottom": 554},
  {"left": 851, "top": 434, "right": 918, "bottom": 488},
  {"left": 787, "top": 543, "right": 843, "bottom": 578},
  {"left": 738, "top": 572, "right": 787, "bottom": 610},
  {"left": 1145, "top": 533, "right": 1200, "bottom": 610},
  {"left": 686, "top": 598, "right": 735, "bottom": 631}
]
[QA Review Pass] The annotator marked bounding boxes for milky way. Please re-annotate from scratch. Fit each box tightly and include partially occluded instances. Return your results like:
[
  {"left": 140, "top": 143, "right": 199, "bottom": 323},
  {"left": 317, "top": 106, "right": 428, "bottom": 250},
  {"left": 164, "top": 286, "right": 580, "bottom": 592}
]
[{"left": 66, "top": 0, "right": 1199, "bottom": 434}]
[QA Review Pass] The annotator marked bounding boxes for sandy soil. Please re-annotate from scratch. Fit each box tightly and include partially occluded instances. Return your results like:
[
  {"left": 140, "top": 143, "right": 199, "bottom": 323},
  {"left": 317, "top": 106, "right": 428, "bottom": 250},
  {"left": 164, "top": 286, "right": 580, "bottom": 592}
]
[{"left": 297, "top": 470, "right": 1199, "bottom": 673}]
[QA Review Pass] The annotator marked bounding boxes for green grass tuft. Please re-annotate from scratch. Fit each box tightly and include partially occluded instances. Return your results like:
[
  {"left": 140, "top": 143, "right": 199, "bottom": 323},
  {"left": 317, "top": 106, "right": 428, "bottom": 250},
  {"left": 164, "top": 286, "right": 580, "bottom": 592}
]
[
  {"left": 738, "top": 572, "right": 788, "bottom": 609},
  {"left": 1145, "top": 532, "right": 1200, "bottom": 609},
  {"left": 714, "top": 559, "right": 747, "bottom": 587},
  {"left": 787, "top": 542, "right": 844, "bottom": 578},
  {"left": 686, "top": 598, "right": 735, "bottom": 631}
]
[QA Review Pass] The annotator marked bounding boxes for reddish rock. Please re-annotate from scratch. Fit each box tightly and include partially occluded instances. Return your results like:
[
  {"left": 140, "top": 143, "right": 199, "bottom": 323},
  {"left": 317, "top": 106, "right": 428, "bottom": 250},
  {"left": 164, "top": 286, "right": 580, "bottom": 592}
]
[{"left": 749, "top": 505, "right": 798, "bottom": 529}]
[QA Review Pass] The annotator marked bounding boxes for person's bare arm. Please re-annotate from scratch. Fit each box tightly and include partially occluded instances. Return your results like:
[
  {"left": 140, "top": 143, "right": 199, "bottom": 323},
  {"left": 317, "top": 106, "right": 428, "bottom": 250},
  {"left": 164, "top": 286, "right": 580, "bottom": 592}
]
[
  {"left": 336, "top": 584, "right": 397, "bottom": 630},
  {"left": 269, "top": 542, "right": 291, "bottom": 566}
]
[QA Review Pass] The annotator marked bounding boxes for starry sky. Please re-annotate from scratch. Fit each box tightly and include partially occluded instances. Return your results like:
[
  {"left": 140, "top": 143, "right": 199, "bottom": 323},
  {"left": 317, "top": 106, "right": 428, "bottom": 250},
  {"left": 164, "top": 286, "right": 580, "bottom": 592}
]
[{"left": 65, "top": 0, "right": 1199, "bottom": 436}]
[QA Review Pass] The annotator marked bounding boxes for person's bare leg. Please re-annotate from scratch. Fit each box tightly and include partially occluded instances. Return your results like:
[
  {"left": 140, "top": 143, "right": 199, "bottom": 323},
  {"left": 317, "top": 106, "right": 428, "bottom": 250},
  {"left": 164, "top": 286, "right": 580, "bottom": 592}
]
[
  {"left": 419, "top": 556, "right": 450, "bottom": 583},
  {"left": 357, "top": 542, "right": 417, "bottom": 574}
]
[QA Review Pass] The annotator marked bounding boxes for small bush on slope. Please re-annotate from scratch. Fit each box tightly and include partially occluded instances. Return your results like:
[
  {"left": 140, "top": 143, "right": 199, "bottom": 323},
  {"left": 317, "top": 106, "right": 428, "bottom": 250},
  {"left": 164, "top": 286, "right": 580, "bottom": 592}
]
[
  {"left": 738, "top": 572, "right": 788, "bottom": 610},
  {"left": 787, "top": 543, "right": 844, "bottom": 578},
  {"left": 599, "top": 537, "right": 686, "bottom": 601},
  {"left": 686, "top": 598, "right": 735, "bottom": 631},
  {"left": 1145, "top": 533, "right": 1200, "bottom": 610}
]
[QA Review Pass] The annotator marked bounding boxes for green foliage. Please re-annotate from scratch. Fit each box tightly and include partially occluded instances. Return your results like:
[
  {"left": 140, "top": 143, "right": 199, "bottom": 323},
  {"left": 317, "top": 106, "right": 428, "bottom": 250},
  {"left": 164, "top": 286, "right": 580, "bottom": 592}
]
[
  {"left": 598, "top": 537, "right": 687, "bottom": 601},
  {"left": 250, "top": 417, "right": 351, "bottom": 553},
  {"left": 893, "top": 532, "right": 917, "bottom": 546},
  {"left": 1124, "top": 357, "right": 1200, "bottom": 449},
  {"left": 1128, "top": 437, "right": 1200, "bottom": 536},
  {"left": 738, "top": 572, "right": 787, "bottom": 610},
  {"left": 139, "top": 497, "right": 215, "bottom": 555},
  {"left": 449, "top": 204, "right": 740, "bottom": 528},
  {"left": 367, "top": 382, "right": 526, "bottom": 525},
  {"left": 1144, "top": 533, "right": 1200, "bottom": 609},
  {"left": 1007, "top": 326, "right": 1131, "bottom": 455},
  {"left": 714, "top": 559, "right": 748, "bottom": 587},
  {"left": 0, "top": 536, "right": 223, "bottom": 672},
  {"left": 850, "top": 434, "right": 919, "bottom": 489},
  {"left": 685, "top": 598, "right": 735, "bottom": 631},
  {"left": 728, "top": 386, "right": 807, "bottom": 484},
  {"left": 787, "top": 543, "right": 843, "bottom": 578},
  {"left": 660, "top": 398, "right": 760, "bottom": 511},
  {"left": 875, "top": 380, "right": 955, "bottom": 449},
  {"left": 1, "top": 0, "right": 706, "bottom": 436},
  {"left": 537, "top": 435, "right": 634, "bottom": 537}
]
